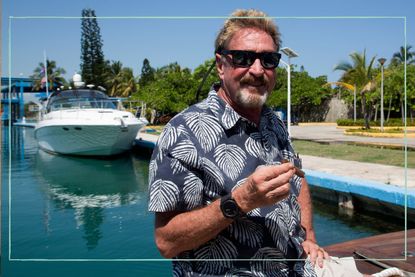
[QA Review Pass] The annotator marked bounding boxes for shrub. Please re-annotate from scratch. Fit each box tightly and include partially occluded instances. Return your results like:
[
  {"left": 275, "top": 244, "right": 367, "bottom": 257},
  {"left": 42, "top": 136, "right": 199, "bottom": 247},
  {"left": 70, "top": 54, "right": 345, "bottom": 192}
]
[{"left": 337, "top": 118, "right": 414, "bottom": 127}]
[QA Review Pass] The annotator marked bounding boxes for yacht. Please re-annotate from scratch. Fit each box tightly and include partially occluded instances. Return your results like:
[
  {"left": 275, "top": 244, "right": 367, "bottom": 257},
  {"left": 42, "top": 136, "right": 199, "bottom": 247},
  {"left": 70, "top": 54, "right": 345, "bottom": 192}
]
[{"left": 34, "top": 88, "right": 148, "bottom": 156}]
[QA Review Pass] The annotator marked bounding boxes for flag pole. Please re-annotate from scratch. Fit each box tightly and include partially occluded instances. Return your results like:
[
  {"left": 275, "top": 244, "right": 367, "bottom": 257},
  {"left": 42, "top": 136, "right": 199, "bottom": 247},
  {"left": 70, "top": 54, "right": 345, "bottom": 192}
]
[{"left": 44, "top": 50, "right": 49, "bottom": 97}]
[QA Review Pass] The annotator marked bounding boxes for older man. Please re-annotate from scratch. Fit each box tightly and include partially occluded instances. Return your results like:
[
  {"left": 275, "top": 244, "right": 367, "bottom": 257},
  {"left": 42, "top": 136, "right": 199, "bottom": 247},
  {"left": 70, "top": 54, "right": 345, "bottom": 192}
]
[{"left": 148, "top": 9, "right": 346, "bottom": 277}]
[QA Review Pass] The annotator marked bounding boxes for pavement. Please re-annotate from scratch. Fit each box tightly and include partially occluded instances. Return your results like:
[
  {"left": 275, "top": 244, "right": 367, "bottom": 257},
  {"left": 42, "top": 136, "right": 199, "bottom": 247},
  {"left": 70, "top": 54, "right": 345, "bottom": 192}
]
[{"left": 289, "top": 125, "right": 415, "bottom": 189}]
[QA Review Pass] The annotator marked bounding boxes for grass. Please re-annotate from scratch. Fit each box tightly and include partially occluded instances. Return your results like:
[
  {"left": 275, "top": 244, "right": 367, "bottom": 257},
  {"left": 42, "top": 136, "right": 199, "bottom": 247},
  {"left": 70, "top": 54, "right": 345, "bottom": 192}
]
[
  {"left": 345, "top": 128, "right": 412, "bottom": 134},
  {"left": 292, "top": 140, "right": 415, "bottom": 168}
]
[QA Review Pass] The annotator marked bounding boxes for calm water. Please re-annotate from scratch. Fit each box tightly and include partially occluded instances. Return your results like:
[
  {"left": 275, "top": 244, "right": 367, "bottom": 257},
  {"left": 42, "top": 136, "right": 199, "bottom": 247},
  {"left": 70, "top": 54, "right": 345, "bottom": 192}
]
[{"left": 1, "top": 127, "right": 404, "bottom": 276}]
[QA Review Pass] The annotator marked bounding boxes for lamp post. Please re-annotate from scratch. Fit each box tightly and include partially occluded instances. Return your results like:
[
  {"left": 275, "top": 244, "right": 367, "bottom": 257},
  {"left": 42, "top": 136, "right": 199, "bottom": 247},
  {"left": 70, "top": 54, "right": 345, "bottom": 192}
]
[
  {"left": 378, "top": 58, "right": 386, "bottom": 132},
  {"left": 280, "top": 47, "right": 299, "bottom": 135}
]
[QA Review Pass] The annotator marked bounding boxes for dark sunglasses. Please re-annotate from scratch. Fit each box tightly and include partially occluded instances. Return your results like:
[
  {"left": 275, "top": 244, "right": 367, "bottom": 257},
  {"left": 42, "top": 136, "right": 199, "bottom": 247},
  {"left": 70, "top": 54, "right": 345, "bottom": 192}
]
[{"left": 219, "top": 50, "right": 281, "bottom": 69}]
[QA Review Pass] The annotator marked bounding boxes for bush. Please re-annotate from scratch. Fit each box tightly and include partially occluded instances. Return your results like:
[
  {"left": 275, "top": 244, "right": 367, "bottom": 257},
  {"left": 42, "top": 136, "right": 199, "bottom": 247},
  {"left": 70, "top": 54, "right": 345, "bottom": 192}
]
[{"left": 337, "top": 118, "right": 414, "bottom": 127}]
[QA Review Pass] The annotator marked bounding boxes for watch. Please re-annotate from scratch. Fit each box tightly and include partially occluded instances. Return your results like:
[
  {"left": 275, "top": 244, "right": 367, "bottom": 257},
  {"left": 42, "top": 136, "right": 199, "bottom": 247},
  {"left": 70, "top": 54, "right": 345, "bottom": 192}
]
[{"left": 220, "top": 193, "right": 244, "bottom": 219}]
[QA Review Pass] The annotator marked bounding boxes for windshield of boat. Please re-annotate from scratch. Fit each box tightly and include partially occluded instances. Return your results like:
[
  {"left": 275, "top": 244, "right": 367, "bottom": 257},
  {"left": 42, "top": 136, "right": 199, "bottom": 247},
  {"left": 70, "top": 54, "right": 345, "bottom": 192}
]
[{"left": 46, "top": 90, "right": 117, "bottom": 112}]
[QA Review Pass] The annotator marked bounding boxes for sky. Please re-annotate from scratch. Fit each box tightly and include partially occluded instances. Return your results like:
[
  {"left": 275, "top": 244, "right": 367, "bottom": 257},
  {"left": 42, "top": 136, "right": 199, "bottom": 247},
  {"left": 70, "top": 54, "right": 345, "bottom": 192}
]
[{"left": 2, "top": 0, "right": 414, "bottom": 84}]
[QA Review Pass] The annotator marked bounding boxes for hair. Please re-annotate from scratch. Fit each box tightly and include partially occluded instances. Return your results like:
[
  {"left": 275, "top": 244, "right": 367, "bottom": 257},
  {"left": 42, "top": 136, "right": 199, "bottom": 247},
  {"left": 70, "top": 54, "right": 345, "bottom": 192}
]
[{"left": 214, "top": 9, "right": 281, "bottom": 53}]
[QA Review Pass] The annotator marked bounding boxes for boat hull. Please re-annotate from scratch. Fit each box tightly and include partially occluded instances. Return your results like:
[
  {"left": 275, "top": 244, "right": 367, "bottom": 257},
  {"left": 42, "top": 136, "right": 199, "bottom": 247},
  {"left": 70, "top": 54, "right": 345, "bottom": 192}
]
[{"left": 35, "top": 121, "right": 144, "bottom": 156}]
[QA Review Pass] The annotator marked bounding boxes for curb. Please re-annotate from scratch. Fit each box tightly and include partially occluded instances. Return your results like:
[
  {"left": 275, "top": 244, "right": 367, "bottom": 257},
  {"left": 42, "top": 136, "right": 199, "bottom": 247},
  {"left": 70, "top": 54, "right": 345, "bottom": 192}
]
[{"left": 305, "top": 169, "right": 415, "bottom": 209}]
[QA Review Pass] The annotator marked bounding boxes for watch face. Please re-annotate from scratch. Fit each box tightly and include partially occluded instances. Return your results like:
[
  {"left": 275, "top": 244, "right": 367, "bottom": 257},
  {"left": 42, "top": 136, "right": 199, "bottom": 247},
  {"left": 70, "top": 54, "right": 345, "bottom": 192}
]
[{"left": 223, "top": 200, "right": 239, "bottom": 218}]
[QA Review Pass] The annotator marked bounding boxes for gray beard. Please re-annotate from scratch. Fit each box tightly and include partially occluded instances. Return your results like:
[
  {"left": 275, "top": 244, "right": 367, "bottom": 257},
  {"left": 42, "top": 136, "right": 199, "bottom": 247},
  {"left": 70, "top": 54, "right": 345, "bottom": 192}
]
[{"left": 236, "top": 90, "right": 269, "bottom": 109}]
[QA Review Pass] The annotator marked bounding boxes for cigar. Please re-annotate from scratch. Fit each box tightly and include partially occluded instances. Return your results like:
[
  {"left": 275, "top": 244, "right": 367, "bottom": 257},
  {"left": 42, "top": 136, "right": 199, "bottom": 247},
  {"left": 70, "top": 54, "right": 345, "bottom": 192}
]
[{"left": 282, "top": 159, "right": 305, "bottom": 178}]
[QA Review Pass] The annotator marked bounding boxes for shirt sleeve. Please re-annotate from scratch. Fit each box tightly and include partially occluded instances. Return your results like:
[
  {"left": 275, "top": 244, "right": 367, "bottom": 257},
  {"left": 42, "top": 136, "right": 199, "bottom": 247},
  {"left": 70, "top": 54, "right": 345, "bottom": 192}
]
[{"left": 148, "top": 124, "right": 204, "bottom": 213}]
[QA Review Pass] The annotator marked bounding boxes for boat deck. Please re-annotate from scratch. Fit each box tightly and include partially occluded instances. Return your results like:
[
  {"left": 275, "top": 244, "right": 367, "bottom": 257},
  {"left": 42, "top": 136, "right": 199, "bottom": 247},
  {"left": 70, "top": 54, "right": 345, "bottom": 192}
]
[{"left": 325, "top": 229, "right": 415, "bottom": 275}]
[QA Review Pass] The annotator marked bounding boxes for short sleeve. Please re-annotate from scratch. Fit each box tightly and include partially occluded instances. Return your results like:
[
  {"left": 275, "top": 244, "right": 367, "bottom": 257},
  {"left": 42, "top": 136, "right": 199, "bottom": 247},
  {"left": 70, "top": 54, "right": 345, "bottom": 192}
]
[{"left": 148, "top": 124, "right": 204, "bottom": 212}]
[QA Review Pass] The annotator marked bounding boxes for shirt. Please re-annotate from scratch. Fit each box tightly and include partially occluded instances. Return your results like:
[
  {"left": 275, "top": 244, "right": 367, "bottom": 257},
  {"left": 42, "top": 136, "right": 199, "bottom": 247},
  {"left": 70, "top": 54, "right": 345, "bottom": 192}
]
[{"left": 148, "top": 91, "right": 316, "bottom": 277}]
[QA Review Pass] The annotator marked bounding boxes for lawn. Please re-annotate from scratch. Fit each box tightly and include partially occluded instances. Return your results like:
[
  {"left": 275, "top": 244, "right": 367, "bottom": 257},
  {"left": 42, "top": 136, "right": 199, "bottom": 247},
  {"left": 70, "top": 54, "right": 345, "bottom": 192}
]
[{"left": 292, "top": 140, "right": 415, "bottom": 168}]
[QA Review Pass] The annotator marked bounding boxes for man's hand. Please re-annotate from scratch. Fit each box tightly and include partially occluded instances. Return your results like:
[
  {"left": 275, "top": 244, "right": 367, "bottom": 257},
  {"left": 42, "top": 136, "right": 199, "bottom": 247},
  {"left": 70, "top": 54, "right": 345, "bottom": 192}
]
[
  {"left": 232, "top": 163, "right": 295, "bottom": 213},
  {"left": 302, "top": 239, "right": 330, "bottom": 268}
]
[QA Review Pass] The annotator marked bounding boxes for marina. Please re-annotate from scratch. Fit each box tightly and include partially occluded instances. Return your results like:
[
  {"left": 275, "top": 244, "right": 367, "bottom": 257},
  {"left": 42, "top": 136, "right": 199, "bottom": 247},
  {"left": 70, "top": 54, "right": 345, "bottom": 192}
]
[{"left": 1, "top": 126, "right": 413, "bottom": 276}]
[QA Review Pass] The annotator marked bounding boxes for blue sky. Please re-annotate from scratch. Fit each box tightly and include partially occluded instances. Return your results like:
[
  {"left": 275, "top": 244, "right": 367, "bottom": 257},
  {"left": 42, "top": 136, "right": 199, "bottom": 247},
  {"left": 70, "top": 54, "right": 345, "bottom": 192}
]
[{"left": 2, "top": 0, "right": 414, "bottom": 83}]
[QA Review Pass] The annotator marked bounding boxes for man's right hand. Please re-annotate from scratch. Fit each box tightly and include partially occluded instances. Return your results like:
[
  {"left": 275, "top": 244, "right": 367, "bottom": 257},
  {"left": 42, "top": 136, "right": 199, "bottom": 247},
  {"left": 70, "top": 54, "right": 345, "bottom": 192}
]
[{"left": 232, "top": 163, "right": 295, "bottom": 213}]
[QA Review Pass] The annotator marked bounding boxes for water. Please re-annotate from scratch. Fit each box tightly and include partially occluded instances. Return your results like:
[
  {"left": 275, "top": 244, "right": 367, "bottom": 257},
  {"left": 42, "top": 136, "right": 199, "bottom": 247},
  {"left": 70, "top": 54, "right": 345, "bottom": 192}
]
[{"left": 1, "top": 127, "right": 404, "bottom": 276}]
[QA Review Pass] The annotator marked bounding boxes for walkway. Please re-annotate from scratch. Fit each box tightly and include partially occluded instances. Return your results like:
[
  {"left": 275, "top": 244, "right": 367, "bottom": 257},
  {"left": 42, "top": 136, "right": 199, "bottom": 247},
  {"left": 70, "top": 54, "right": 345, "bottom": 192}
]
[{"left": 290, "top": 125, "right": 415, "bottom": 188}]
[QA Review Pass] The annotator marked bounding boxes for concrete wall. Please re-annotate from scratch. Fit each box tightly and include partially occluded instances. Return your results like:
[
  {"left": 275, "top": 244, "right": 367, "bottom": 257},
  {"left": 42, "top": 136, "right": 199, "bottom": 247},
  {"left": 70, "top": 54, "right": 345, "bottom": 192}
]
[{"left": 324, "top": 97, "right": 349, "bottom": 122}]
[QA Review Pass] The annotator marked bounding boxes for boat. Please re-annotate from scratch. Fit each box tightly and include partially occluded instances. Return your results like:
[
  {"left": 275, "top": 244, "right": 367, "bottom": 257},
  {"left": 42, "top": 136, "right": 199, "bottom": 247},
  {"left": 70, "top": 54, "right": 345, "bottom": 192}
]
[
  {"left": 325, "top": 229, "right": 415, "bottom": 276},
  {"left": 34, "top": 88, "right": 148, "bottom": 156}
]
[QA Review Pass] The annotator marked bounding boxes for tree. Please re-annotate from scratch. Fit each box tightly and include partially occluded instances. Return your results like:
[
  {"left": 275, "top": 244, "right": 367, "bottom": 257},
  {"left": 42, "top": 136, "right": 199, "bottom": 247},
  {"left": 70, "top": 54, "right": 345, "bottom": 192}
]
[
  {"left": 391, "top": 45, "right": 415, "bottom": 66},
  {"left": 268, "top": 67, "right": 333, "bottom": 122},
  {"left": 133, "top": 63, "right": 196, "bottom": 115},
  {"left": 138, "top": 58, "right": 155, "bottom": 88},
  {"left": 80, "top": 8, "right": 106, "bottom": 88},
  {"left": 334, "top": 50, "right": 377, "bottom": 129},
  {"left": 193, "top": 58, "right": 219, "bottom": 103},
  {"left": 30, "top": 59, "right": 66, "bottom": 91},
  {"left": 105, "top": 61, "right": 137, "bottom": 97}
]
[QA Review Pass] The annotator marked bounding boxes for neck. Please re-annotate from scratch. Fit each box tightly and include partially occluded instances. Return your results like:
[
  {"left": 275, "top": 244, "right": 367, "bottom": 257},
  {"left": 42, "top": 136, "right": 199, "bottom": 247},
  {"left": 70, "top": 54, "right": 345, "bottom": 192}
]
[{"left": 217, "top": 88, "right": 262, "bottom": 126}]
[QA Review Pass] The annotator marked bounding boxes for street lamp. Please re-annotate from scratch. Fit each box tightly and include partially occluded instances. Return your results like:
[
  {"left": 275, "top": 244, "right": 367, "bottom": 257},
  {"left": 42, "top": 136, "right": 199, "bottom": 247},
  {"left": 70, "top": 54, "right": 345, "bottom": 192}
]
[
  {"left": 280, "top": 47, "right": 299, "bottom": 135},
  {"left": 378, "top": 58, "right": 387, "bottom": 132}
]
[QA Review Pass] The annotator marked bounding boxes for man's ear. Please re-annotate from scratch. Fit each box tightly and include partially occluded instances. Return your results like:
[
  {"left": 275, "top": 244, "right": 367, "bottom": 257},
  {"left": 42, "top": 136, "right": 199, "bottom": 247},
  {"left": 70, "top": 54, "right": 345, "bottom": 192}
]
[{"left": 215, "top": 53, "right": 225, "bottom": 80}]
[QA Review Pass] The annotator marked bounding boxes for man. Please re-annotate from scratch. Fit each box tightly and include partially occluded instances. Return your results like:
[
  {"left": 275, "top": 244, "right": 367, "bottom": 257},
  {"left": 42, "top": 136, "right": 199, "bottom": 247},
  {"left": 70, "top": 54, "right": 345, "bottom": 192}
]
[{"left": 147, "top": 9, "right": 402, "bottom": 277}]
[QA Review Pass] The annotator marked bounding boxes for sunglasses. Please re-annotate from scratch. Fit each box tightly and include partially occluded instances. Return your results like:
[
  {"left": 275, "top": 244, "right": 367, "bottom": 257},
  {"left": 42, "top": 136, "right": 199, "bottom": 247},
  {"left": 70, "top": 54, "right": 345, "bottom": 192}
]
[{"left": 219, "top": 50, "right": 281, "bottom": 69}]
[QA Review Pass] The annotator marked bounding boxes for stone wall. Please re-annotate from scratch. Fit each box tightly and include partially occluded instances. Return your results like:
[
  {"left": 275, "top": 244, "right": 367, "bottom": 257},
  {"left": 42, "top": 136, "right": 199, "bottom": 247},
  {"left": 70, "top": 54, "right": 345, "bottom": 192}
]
[{"left": 324, "top": 97, "right": 349, "bottom": 122}]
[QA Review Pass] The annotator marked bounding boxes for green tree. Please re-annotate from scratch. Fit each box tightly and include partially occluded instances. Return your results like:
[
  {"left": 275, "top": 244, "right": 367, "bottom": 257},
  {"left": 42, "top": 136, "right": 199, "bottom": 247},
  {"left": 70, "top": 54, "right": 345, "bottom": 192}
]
[
  {"left": 334, "top": 50, "right": 377, "bottom": 129},
  {"left": 391, "top": 45, "right": 415, "bottom": 66},
  {"left": 193, "top": 58, "right": 219, "bottom": 103},
  {"left": 138, "top": 58, "right": 155, "bottom": 88},
  {"left": 384, "top": 64, "right": 415, "bottom": 124},
  {"left": 80, "top": 8, "right": 106, "bottom": 87},
  {"left": 30, "top": 59, "right": 66, "bottom": 91},
  {"left": 268, "top": 67, "right": 333, "bottom": 121},
  {"left": 105, "top": 61, "right": 137, "bottom": 97},
  {"left": 133, "top": 63, "right": 196, "bottom": 114}
]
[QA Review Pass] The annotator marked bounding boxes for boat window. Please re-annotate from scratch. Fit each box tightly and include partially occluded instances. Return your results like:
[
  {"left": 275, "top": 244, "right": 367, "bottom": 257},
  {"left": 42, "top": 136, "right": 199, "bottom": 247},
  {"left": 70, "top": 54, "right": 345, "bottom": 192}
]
[{"left": 46, "top": 90, "right": 116, "bottom": 111}]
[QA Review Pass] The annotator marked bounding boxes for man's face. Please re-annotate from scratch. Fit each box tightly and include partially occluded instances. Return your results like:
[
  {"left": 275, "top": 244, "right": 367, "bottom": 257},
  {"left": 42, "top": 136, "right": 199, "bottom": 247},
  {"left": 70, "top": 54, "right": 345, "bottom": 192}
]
[{"left": 216, "top": 28, "right": 277, "bottom": 109}]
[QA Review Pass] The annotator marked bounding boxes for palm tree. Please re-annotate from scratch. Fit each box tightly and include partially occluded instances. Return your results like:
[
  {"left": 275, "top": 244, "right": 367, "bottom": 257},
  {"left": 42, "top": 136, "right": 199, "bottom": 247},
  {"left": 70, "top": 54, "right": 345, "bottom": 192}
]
[
  {"left": 391, "top": 45, "right": 415, "bottom": 66},
  {"left": 30, "top": 60, "right": 66, "bottom": 91},
  {"left": 390, "top": 45, "right": 415, "bottom": 123},
  {"left": 334, "top": 50, "right": 377, "bottom": 129},
  {"left": 105, "top": 61, "right": 137, "bottom": 97}
]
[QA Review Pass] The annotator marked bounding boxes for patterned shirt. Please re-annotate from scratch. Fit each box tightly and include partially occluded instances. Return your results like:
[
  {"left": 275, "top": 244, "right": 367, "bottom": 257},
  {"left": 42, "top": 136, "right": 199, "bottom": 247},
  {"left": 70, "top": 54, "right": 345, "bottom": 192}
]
[{"left": 148, "top": 91, "right": 316, "bottom": 277}]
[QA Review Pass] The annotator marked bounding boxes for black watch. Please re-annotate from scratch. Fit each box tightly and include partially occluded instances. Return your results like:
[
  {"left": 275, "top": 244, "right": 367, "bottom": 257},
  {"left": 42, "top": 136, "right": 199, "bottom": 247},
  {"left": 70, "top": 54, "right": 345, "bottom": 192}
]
[{"left": 220, "top": 193, "right": 244, "bottom": 219}]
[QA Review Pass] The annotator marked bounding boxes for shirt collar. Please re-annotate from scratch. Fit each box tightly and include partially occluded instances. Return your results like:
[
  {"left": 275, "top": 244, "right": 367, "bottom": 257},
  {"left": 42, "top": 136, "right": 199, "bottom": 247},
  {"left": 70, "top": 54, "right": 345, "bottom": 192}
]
[{"left": 206, "top": 91, "right": 275, "bottom": 131}]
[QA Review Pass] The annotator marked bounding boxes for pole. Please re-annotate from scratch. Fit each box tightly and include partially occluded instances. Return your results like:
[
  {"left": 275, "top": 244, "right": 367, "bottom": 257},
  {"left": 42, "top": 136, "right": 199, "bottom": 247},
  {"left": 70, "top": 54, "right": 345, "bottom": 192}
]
[
  {"left": 380, "top": 65, "right": 384, "bottom": 132},
  {"left": 287, "top": 65, "right": 291, "bottom": 135},
  {"left": 44, "top": 50, "right": 49, "bottom": 97},
  {"left": 280, "top": 59, "right": 291, "bottom": 135},
  {"left": 354, "top": 85, "right": 356, "bottom": 122}
]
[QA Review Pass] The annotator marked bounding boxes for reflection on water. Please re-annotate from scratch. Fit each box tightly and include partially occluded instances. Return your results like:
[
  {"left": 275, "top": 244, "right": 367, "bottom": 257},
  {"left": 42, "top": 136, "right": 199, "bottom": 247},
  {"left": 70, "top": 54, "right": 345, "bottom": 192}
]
[{"left": 34, "top": 151, "right": 143, "bottom": 249}]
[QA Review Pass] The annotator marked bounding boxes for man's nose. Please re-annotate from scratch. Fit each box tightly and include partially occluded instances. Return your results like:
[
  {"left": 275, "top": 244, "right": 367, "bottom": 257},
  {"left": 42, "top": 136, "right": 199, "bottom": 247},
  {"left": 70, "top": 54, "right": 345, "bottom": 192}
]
[{"left": 249, "top": 58, "right": 265, "bottom": 76}]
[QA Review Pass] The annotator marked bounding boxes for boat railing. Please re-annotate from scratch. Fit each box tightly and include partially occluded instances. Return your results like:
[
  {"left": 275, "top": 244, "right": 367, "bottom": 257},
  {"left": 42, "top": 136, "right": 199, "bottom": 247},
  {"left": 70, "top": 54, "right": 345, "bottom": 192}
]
[{"left": 48, "top": 98, "right": 117, "bottom": 112}]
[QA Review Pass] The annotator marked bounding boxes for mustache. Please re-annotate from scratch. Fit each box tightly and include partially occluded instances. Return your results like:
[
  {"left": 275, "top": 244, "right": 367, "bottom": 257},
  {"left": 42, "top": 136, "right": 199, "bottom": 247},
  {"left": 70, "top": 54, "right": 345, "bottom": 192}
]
[{"left": 240, "top": 75, "right": 267, "bottom": 86}]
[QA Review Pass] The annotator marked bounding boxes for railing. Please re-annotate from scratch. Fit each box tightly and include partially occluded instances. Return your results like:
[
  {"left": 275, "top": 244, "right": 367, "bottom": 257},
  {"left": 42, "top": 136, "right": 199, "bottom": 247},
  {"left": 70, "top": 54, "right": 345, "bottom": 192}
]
[{"left": 48, "top": 98, "right": 117, "bottom": 112}]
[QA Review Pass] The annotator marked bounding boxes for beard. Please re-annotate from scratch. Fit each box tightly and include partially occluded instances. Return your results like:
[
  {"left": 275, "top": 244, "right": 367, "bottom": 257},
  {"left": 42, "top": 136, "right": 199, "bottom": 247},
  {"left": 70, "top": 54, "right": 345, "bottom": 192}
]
[
  {"left": 236, "top": 89, "right": 269, "bottom": 108},
  {"left": 235, "top": 74, "right": 270, "bottom": 108}
]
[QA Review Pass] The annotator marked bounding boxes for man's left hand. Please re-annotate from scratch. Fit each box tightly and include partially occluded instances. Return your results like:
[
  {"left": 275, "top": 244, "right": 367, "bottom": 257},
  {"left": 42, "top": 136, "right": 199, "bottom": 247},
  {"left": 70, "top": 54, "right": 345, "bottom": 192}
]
[{"left": 301, "top": 239, "right": 330, "bottom": 268}]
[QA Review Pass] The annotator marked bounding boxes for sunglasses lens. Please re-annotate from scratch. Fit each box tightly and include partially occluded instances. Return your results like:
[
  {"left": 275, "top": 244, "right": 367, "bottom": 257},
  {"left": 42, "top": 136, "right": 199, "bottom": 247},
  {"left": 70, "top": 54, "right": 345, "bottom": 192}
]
[
  {"left": 232, "top": 51, "right": 253, "bottom": 67},
  {"left": 262, "top": 53, "right": 280, "bottom": 69}
]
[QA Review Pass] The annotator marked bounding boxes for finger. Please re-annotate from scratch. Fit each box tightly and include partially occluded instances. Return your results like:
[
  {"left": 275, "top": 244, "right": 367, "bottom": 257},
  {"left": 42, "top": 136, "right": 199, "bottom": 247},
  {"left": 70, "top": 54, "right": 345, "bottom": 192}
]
[
  {"left": 264, "top": 168, "right": 295, "bottom": 190},
  {"left": 258, "top": 163, "right": 294, "bottom": 181},
  {"left": 265, "top": 183, "right": 290, "bottom": 200},
  {"left": 317, "top": 249, "right": 325, "bottom": 268},
  {"left": 323, "top": 249, "right": 330, "bottom": 260},
  {"left": 308, "top": 248, "right": 318, "bottom": 266}
]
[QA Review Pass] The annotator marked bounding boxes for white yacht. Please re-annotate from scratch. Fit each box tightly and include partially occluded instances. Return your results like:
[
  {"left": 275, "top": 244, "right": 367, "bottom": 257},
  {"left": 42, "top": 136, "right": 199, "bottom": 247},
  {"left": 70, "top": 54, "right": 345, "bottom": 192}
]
[{"left": 34, "top": 88, "right": 148, "bottom": 156}]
